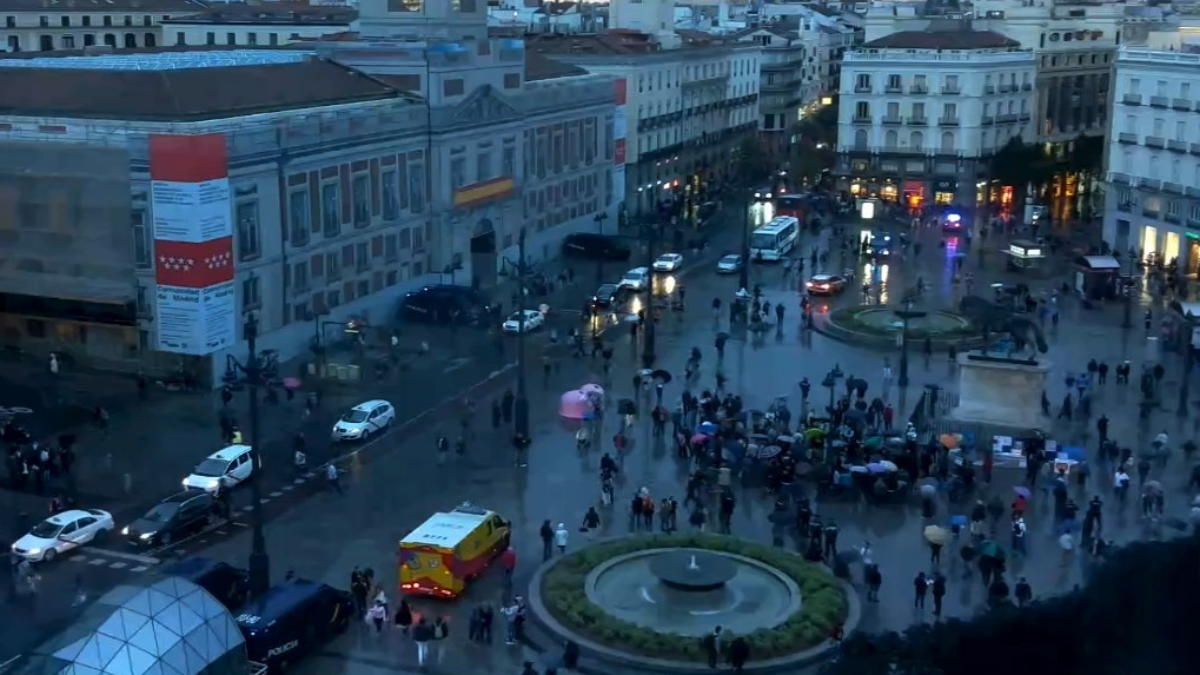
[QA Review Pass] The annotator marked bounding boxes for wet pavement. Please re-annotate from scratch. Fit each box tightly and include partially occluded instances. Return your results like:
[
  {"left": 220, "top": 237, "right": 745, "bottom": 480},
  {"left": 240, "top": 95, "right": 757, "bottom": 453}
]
[{"left": 5, "top": 211, "right": 1199, "bottom": 674}]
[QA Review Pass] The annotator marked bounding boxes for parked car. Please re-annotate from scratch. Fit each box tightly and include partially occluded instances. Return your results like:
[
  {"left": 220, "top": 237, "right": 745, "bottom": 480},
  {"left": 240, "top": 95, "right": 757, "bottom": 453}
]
[
  {"left": 653, "top": 253, "right": 684, "bottom": 272},
  {"left": 332, "top": 399, "right": 395, "bottom": 442},
  {"left": 619, "top": 267, "right": 651, "bottom": 291},
  {"left": 399, "top": 285, "right": 491, "bottom": 325},
  {"left": 123, "top": 490, "right": 217, "bottom": 548},
  {"left": 562, "top": 233, "right": 632, "bottom": 261},
  {"left": 182, "top": 444, "right": 255, "bottom": 493},
  {"left": 716, "top": 254, "right": 743, "bottom": 275},
  {"left": 502, "top": 309, "right": 546, "bottom": 334},
  {"left": 11, "top": 509, "right": 114, "bottom": 562}
]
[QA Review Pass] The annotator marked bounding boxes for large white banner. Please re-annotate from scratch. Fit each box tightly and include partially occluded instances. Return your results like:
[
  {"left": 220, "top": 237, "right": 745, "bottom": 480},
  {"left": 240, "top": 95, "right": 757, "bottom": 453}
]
[{"left": 150, "top": 134, "right": 236, "bottom": 356}]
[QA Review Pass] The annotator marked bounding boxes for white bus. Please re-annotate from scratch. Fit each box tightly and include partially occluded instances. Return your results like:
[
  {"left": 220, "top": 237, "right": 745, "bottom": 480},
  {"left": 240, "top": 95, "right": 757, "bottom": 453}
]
[{"left": 749, "top": 216, "right": 800, "bottom": 261}]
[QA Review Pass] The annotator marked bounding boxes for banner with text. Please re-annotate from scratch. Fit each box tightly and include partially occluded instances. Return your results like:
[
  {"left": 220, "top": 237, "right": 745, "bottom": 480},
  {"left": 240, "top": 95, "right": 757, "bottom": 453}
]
[{"left": 150, "top": 134, "right": 236, "bottom": 356}]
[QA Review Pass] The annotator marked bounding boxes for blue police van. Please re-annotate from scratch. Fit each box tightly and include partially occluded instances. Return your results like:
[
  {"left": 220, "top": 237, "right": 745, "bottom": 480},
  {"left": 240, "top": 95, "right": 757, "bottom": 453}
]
[{"left": 235, "top": 579, "right": 355, "bottom": 673}]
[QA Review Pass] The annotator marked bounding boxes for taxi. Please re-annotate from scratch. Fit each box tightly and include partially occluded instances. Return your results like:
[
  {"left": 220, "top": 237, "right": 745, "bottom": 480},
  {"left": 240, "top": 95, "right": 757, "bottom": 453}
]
[{"left": 398, "top": 503, "right": 511, "bottom": 598}]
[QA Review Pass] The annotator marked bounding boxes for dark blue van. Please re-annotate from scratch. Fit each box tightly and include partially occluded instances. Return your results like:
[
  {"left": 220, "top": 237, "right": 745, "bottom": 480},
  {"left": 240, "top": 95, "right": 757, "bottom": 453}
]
[
  {"left": 161, "top": 557, "right": 250, "bottom": 611},
  {"left": 235, "top": 579, "right": 355, "bottom": 673}
]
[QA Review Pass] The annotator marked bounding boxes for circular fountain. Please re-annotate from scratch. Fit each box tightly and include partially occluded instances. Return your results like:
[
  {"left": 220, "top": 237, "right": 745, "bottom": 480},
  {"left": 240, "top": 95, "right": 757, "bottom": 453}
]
[{"left": 586, "top": 548, "right": 800, "bottom": 637}]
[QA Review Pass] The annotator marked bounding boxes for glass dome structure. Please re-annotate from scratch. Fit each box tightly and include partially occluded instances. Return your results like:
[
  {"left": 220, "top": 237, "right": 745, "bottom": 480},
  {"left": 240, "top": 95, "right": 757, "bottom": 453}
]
[{"left": 4, "top": 576, "right": 249, "bottom": 675}]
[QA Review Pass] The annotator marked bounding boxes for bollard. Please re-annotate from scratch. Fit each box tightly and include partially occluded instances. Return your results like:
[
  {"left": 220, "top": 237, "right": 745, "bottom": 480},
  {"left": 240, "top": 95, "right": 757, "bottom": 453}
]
[{"left": 123, "top": 473, "right": 132, "bottom": 495}]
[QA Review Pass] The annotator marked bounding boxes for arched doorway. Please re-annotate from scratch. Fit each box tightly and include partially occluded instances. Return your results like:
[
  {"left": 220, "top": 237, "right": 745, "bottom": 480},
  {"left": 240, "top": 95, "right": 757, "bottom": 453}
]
[{"left": 470, "top": 218, "right": 497, "bottom": 289}]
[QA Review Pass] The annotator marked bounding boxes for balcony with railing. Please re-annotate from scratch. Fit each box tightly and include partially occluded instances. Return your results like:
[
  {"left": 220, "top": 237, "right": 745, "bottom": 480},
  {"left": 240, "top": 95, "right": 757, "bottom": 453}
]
[
  {"left": 885, "top": 84, "right": 903, "bottom": 93},
  {"left": 983, "top": 84, "right": 996, "bottom": 94},
  {"left": 854, "top": 84, "right": 872, "bottom": 93},
  {"left": 941, "top": 85, "right": 961, "bottom": 95},
  {"left": 938, "top": 116, "right": 960, "bottom": 126},
  {"left": 1188, "top": 186, "right": 1200, "bottom": 198},
  {"left": 1145, "top": 136, "right": 1165, "bottom": 148},
  {"left": 1141, "top": 178, "right": 1163, "bottom": 191},
  {"left": 982, "top": 116, "right": 995, "bottom": 125},
  {"left": 1117, "top": 201, "right": 1132, "bottom": 213},
  {"left": 1142, "top": 206, "right": 1161, "bottom": 218},
  {"left": 881, "top": 115, "right": 904, "bottom": 125},
  {"left": 1117, "top": 132, "right": 1138, "bottom": 144},
  {"left": 1122, "top": 93, "right": 1142, "bottom": 105},
  {"left": 1021, "top": 83, "right": 1032, "bottom": 91},
  {"left": 910, "top": 84, "right": 929, "bottom": 94},
  {"left": 999, "top": 84, "right": 1017, "bottom": 93},
  {"left": 1191, "top": 143, "right": 1200, "bottom": 155},
  {"left": 1107, "top": 172, "right": 1130, "bottom": 184},
  {"left": 907, "top": 116, "right": 928, "bottom": 125},
  {"left": 1172, "top": 98, "right": 1192, "bottom": 111},
  {"left": 852, "top": 114, "right": 872, "bottom": 123},
  {"left": 1164, "top": 182, "right": 1184, "bottom": 195},
  {"left": 1149, "top": 95, "right": 1169, "bottom": 108},
  {"left": 997, "top": 113, "right": 1018, "bottom": 123}
]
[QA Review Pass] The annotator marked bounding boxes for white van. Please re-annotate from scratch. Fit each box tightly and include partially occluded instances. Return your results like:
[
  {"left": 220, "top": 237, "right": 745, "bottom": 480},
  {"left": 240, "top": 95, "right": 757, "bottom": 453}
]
[
  {"left": 182, "top": 444, "right": 255, "bottom": 493},
  {"left": 619, "top": 267, "right": 650, "bottom": 291}
]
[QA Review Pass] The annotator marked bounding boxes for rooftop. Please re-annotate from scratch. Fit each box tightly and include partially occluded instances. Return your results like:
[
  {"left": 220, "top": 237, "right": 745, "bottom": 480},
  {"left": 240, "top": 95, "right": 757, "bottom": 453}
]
[
  {"left": 161, "top": 3, "right": 358, "bottom": 26},
  {"left": 526, "top": 29, "right": 734, "bottom": 56},
  {"left": 0, "top": 52, "right": 409, "bottom": 121},
  {"left": 863, "top": 29, "right": 1020, "bottom": 50},
  {"left": 0, "top": 0, "right": 204, "bottom": 12}
]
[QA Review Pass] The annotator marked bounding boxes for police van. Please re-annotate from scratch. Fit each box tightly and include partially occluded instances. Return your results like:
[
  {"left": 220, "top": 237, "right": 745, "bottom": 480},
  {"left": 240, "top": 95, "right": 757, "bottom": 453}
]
[{"left": 235, "top": 578, "right": 355, "bottom": 673}]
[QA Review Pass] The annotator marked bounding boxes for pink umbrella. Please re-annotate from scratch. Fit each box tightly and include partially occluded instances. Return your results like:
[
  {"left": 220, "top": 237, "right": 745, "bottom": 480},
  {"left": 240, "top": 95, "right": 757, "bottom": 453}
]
[
  {"left": 690, "top": 433, "right": 710, "bottom": 445},
  {"left": 559, "top": 390, "right": 591, "bottom": 419},
  {"left": 282, "top": 377, "right": 302, "bottom": 390}
]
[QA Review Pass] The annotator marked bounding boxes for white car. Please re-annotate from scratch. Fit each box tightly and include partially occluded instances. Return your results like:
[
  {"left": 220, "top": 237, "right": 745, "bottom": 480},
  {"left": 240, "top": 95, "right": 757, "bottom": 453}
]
[
  {"left": 503, "top": 309, "right": 546, "bottom": 333},
  {"left": 182, "top": 444, "right": 256, "bottom": 493},
  {"left": 332, "top": 399, "right": 396, "bottom": 442},
  {"left": 653, "top": 253, "right": 684, "bottom": 272},
  {"left": 12, "top": 509, "right": 114, "bottom": 562},
  {"left": 619, "top": 267, "right": 651, "bottom": 291},
  {"left": 716, "top": 254, "right": 743, "bottom": 274}
]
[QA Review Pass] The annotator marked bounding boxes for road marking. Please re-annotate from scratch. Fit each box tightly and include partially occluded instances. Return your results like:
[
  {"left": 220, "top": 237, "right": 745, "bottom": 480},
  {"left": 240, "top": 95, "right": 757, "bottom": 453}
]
[
  {"left": 293, "top": 478, "right": 306, "bottom": 485},
  {"left": 442, "top": 357, "right": 472, "bottom": 373},
  {"left": 131, "top": 565, "right": 149, "bottom": 572},
  {"left": 241, "top": 506, "right": 254, "bottom": 512},
  {"left": 67, "top": 555, "right": 86, "bottom": 563},
  {"left": 282, "top": 485, "right": 294, "bottom": 491},
  {"left": 88, "top": 558, "right": 107, "bottom": 565},
  {"left": 269, "top": 491, "right": 283, "bottom": 497},
  {"left": 109, "top": 561, "right": 127, "bottom": 569},
  {"left": 232, "top": 521, "right": 249, "bottom": 527},
  {"left": 89, "top": 548, "right": 161, "bottom": 565},
  {"left": 259, "top": 498, "right": 271, "bottom": 504}
]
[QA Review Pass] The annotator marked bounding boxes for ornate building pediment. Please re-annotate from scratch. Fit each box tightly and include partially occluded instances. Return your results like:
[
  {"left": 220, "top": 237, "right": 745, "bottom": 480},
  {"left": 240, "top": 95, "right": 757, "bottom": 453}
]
[{"left": 449, "top": 85, "right": 522, "bottom": 125}]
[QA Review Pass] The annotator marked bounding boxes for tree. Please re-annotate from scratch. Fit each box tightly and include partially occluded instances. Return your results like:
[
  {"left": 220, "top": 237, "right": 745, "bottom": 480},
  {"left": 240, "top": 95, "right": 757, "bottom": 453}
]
[
  {"left": 820, "top": 534, "right": 1200, "bottom": 675},
  {"left": 733, "top": 137, "right": 770, "bottom": 185},
  {"left": 1067, "top": 133, "right": 1105, "bottom": 175},
  {"left": 988, "top": 135, "right": 1056, "bottom": 207},
  {"left": 788, "top": 102, "right": 839, "bottom": 187}
]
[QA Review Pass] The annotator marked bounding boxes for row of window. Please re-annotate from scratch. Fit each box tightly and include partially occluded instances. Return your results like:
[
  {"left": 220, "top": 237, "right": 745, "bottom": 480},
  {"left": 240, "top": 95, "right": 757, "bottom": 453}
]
[
  {"left": 193, "top": 30, "right": 297, "bottom": 47},
  {"left": 1041, "top": 51, "right": 1110, "bottom": 69},
  {"left": 637, "top": 58, "right": 759, "bottom": 94},
  {"left": 1111, "top": 151, "right": 1200, "bottom": 187},
  {"left": 386, "top": 0, "right": 478, "bottom": 12},
  {"left": 525, "top": 117, "right": 611, "bottom": 181},
  {"left": 1117, "top": 189, "right": 1200, "bottom": 222},
  {"left": 7, "top": 31, "right": 152, "bottom": 51},
  {"left": 1121, "top": 114, "right": 1194, "bottom": 142},
  {"left": 847, "top": 126, "right": 1021, "bottom": 154},
  {"left": 4, "top": 13, "right": 164, "bottom": 28},
  {"left": 288, "top": 224, "right": 431, "bottom": 296},
  {"left": 855, "top": 72, "right": 1032, "bottom": 93},
  {"left": 635, "top": 83, "right": 756, "bottom": 118},
  {"left": 1126, "top": 77, "right": 1193, "bottom": 101},
  {"left": 852, "top": 100, "right": 1028, "bottom": 122}
]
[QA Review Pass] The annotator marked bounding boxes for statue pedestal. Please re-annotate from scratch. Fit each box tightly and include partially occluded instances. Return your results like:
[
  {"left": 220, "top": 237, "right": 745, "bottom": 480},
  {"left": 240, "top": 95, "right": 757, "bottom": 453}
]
[{"left": 947, "top": 354, "right": 1051, "bottom": 430}]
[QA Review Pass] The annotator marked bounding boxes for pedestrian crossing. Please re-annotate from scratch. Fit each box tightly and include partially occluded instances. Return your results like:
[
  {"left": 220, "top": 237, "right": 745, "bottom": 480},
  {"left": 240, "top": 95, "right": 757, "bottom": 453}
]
[{"left": 66, "top": 547, "right": 159, "bottom": 573}]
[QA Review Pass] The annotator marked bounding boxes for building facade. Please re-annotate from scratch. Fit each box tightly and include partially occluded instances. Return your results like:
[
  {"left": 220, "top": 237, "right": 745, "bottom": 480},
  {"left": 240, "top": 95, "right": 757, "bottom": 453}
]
[
  {"left": 732, "top": 20, "right": 824, "bottom": 156},
  {"left": 0, "top": 0, "right": 616, "bottom": 384},
  {"left": 1102, "top": 47, "right": 1200, "bottom": 273},
  {"left": 0, "top": 0, "right": 204, "bottom": 52},
  {"left": 835, "top": 30, "right": 1036, "bottom": 207},
  {"left": 161, "top": 5, "right": 356, "bottom": 48}
]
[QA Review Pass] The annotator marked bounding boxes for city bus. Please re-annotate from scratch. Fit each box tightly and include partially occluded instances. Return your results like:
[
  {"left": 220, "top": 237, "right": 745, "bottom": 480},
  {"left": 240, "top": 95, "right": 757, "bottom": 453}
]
[
  {"left": 774, "top": 194, "right": 806, "bottom": 221},
  {"left": 749, "top": 216, "right": 800, "bottom": 261}
]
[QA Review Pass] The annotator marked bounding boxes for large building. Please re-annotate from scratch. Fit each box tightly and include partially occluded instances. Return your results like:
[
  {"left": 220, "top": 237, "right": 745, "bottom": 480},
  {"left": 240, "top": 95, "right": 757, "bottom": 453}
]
[
  {"left": 528, "top": 0, "right": 761, "bottom": 219},
  {"left": 1101, "top": 46, "right": 1200, "bottom": 273},
  {"left": 0, "top": 0, "right": 205, "bottom": 52},
  {"left": 835, "top": 29, "right": 1036, "bottom": 207},
  {"left": 731, "top": 18, "right": 825, "bottom": 157},
  {"left": 161, "top": 4, "right": 357, "bottom": 48},
  {"left": 0, "top": 0, "right": 616, "bottom": 383}
]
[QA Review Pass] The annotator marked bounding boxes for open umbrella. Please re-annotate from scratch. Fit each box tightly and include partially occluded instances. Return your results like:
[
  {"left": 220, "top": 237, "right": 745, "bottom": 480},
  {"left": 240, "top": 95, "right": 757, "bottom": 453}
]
[
  {"left": 919, "top": 483, "right": 937, "bottom": 497},
  {"left": 1012, "top": 486, "right": 1032, "bottom": 499},
  {"left": 698, "top": 421, "right": 717, "bottom": 434},
  {"left": 804, "top": 428, "right": 826, "bottom": 440},
  {"left": 924, "top": 525, "right": 949, "bottom": 545},
  {"left": 1058, "top": 446, "right": 1085, "bottom": 461},
  {"left": 758, "top": 445, "right": 783, "bottom": 460},
  {"left": 849, "top": 465, "right": 870, "bottom": 474},
  {"left": 866, "top": 462, "right": 888, "bottom": 474},
  {"left": 880, "top": 460, "right": 898, "bottom": 471},
  {"left": 939, "top": 433, "right": 961, "bottom": 449},
  {"left": 580, "top": 383, "right": 605, "bottom": 396},
  {"left": 690, "top": 433, "right": 711, "bottom": 445},
  {"left": 282, "top": 377, "right": 302, "bottom": 390},
  {"left": 948, "top": 514, "right": 968, "bottom": 527},
  {"left": 863, "top": 436, "right": 885, "bottom": 451},
  {"left": 979, "top": 540, "right": 1006, "bottom": 560},
  {"left": 651, "top": 369, "right": 673, "bottom": 383}
]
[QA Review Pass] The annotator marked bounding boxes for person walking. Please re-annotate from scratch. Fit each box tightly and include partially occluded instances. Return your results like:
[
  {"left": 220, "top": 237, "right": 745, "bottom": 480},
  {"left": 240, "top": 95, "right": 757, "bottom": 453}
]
[
  {"left": 326, "top": 463, "right": 343, "bottom": 495},
  {"left": 1015, "top": 577, "right": 1033, "bottom": 607},
  {"left": 367, "top": 601, "right": 386, "bottom": 634},
  {"left": 540, "top": 520, "right": 554, "bottom": 560},
  {"left": 393, "top": 599, "right": 413, "bottom": 635},
  {"left": 931, "top": 572, "right": 947, "bottom": 617},
  {"left": 554, "top": 522, "right": 569, "bottom": 555},
  {"left": 865, "top": 564, "right": 882, "bottom": 603},
  {"left": 431, "top": 616, "right": 449, "bottom": 663},
  {"left": 913, "top": 572, "right": 929, "bottom": 610},
  {"left": 582, "top": 507, "right": 601, "bottom": 540},
  {"left": 413, "top": 618, "right": 432, "bottom": 665}
]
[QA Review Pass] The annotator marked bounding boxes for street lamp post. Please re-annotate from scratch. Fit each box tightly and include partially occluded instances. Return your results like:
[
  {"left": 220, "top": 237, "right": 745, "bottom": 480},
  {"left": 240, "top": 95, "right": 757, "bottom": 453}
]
[
  {"left": 738, "top": 190, "right": 754, "bottom": 292},
  {"left": 1178, "top": 345, "right": 1194, "bottom": 418},
  {"left": 222, "top": 314, "right": 275, "bottom": 597},
  {"left": 514, "top": 228, "right": 530, "bottom": 440},
  {"left": 895, "top": 304, "right": 926, "bottom": 388},
  {"left": 642, "top": 222, "right": 658, "bottom": 369},
  {"left": 593, "top": 212, "right": 609, "bottom": 286},
  {"left": 1122, "top": 249, "right": 1134, "bottom": 329}
]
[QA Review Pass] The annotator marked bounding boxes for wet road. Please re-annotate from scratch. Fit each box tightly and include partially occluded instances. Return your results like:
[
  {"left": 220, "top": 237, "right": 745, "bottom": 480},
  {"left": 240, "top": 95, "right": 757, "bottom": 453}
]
[{"left": 6, "top": 212, "right": 1198, "bottom": 673}]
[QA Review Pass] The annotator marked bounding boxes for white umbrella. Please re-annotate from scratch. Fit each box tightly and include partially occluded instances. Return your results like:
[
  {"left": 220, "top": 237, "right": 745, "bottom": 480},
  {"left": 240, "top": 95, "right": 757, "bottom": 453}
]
[{"left": 919, "top": 484, "right": 937, "bottom": 497}]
